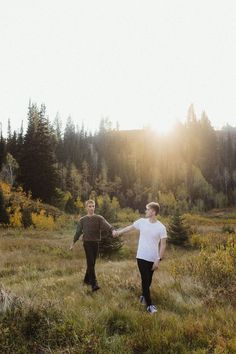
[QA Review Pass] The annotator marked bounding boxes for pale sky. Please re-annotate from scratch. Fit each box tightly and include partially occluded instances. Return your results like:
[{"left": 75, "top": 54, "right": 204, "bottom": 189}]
[{"left": 0, "top": 0, "right": 236, "bottom": 135}]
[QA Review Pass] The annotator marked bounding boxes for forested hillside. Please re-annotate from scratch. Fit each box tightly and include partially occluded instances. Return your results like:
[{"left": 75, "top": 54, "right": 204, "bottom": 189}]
[{"left": 0, "top": 103, "right": 235, "bottom": 213}]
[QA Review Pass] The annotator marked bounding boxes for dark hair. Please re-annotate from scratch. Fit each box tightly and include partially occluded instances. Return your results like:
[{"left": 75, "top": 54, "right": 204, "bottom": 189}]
[{"left": 146, "top": 202, "right": 160, "bottom": 215}]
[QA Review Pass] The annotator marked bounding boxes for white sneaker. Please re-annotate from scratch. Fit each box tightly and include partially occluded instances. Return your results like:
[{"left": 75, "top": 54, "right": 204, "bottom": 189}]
[
  {"left": 140, "top": 295, "right": 146, "bottom": 305},
  {"left": 147, "top": 305, "right": 157, "bottom": 314}
]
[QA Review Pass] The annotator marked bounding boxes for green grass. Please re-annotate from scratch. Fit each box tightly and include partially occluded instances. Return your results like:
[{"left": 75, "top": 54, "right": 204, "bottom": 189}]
[{"left": 0, "top": 216, "right": 236, "bottom": 353}]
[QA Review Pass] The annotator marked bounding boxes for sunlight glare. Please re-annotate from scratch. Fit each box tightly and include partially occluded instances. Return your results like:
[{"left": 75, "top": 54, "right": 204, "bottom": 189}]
[{"left": 151, "top": 120, "right": 174, "bottom": 135}]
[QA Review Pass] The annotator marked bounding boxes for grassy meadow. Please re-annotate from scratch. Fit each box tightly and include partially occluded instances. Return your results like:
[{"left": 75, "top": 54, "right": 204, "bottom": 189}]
[{"left": 0, "top": 211, "right": 236, "bottom": 354}]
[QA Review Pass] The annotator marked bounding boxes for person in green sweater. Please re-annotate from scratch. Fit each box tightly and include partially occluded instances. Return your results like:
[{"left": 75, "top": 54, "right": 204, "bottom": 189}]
[{"left": 70, "top": 199, "right": 114, "bottom": 292}]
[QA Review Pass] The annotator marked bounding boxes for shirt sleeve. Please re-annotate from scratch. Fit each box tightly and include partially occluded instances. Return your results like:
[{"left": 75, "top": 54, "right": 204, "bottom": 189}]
[
  {"left": 133, "top": 218, "right": 142, "bottom": 230},
  {"left": 73, "top": 220, "right": 83, "bottom": 243},
  {"left": 99, "top": 216, "right": 114, "bottom": 233},
  {"left": 160, "top": 225, "right": 167, "bottom": 239}
]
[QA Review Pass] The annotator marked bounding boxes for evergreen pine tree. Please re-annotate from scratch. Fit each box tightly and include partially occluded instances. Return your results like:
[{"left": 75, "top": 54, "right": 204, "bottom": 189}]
[
  {"left": 198, "top": 112, "right": 218, "bottom": 188},
  {"left": 168, "top": 209, "right": 189, "bottom": 246},
  {"left": 65, "top": 162, "right": 73, "bottom": 193},
  {"left": 63, "top": 116, "right": 76, "bottom": 165},
  {"left": 53, "top": 113, "right": 64, "bottom": 161},
  {"left": 7, "top": 119, "right": 11, "bottom": 142},
  {"left": 81, "top": 160, "right": 91, "bottom": 200},
  {"left": 6, "top": 119, "right": 18, "bottom": 159},
  {"left": 20, "top": 103, "right": 58, "bottom": 203},
  {"left": 99, "top": 232, "right": 123, "bottom": 258},
  {"left": 65, "top": 194, "right": 76, "bottom": 213},
  {"left": 0, "top": 131, "right": 6, "bottom": 171}
]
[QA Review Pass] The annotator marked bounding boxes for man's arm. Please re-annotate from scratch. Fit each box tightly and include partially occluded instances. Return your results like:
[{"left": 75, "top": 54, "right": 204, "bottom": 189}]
[
  {"left": 152, "top": 238, "right": 167, "bottom": 271},
  {"left": 113, "top": 224, "right": 136, "bottom": 237},
  {"left": 159, "top": 238, "right": 167, "bottom": 259},
  {"left": 70, "top": 222, "right": 83, "bottom": 250},
  {"left": 100, "top": 216, "right": 115, "bottom": 233}
]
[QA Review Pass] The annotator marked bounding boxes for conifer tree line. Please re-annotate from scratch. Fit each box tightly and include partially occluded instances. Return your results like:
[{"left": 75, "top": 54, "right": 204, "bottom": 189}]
[{"left": 0, "top": 102, "right": 235, "bottom": 214}]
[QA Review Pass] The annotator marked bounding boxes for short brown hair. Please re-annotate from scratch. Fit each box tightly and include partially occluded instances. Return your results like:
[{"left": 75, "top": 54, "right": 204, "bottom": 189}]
[
  {"left": 85, "top": 199, "right": 95, "bottom": 207},
  {"left": 146, "top": 202, "right": 160, "bottom": 215}
]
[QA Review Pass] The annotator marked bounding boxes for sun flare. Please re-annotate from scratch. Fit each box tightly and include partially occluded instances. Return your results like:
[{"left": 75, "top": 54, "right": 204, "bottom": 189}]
[{"left": 151, "top": 120, "right": 174, "bottom": 135}]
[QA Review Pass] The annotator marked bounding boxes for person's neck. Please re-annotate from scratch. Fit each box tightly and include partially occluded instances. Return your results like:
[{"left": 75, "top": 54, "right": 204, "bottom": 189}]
[
  {"left": 87, "top": 213, "right": 95, "bottom": 217},
  {"left": 148, "top": 216, "right": 157, "bottom": 223}
]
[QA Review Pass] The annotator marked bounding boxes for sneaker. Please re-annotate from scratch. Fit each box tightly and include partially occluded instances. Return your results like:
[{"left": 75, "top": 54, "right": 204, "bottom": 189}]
[
  {"left": 147, "top": 305, "right": 157, "bottom": 314},
  {"left": 92, "top": 284, "right": 100, "bottom": 292},
  {"left": 140, "top": 295, "right": 146, "bottom": 305}
]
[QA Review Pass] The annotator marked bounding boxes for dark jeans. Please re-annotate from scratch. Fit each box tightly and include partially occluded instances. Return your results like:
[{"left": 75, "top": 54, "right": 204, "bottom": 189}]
[
  {"left": 83, "top": 241, "right": 99, "bottom": 287},
  {"left": 137, "top": 258, "right": 154, "bottom": 306}
]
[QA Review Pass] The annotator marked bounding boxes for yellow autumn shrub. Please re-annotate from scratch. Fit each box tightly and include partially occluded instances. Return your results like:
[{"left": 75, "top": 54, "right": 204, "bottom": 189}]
[
  {"left": 31, "top": 209, "right": 55, "bottom": 230},
  {"left": 9, "top": 207, "right": 22, "bottom": 228},
  {"left": 0, "top": 181, "right": 11, "bottom": 196},
  {"left": 170, "top": 238, "right": 236, "bottom": 291}
]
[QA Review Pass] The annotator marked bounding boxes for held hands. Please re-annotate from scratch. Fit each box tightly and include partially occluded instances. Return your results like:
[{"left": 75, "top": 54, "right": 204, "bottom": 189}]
[
  {"left": 69, "top": 243, "right": 74, "bottom": 251},
  {"left": 112, "top": 230, "right": 119, "bottom": 238}
]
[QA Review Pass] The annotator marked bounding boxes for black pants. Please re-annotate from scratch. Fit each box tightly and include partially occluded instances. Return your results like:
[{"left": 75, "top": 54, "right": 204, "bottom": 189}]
[
  {"left": 137, "top": 258, "right": 154, "bottom": 306},
  {"left": 83, "top": 241, "right": 99, "bottom": 287}
]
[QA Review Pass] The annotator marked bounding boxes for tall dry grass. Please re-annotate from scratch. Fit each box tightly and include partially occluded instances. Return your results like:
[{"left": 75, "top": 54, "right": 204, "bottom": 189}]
[{"left": 0, "top": 215, "right": 236, "bottom": 353}]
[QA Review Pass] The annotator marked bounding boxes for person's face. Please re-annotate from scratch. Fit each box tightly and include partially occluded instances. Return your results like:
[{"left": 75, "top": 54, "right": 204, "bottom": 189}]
[
  {"left": 145, "top": 206, "right": 156, "bottom": 218},
  {"left": 86, "top": 203, "right": 95, "bottom": 214}
]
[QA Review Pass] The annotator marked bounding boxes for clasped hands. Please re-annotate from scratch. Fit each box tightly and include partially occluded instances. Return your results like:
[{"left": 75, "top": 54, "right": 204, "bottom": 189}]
[{"left": 112, "top": 229, "right": 120, "bottom": 237}]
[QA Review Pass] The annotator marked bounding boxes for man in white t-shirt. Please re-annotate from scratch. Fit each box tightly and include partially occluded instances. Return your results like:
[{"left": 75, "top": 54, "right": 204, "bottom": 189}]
[{"left": 112, "top": 202, "right": 167, "bottom": 314}]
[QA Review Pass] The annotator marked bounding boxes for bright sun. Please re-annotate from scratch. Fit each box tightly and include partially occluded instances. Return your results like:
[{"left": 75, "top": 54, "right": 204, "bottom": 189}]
[{"left": 151, "top": 120, "right": 174, "bottom": 135}]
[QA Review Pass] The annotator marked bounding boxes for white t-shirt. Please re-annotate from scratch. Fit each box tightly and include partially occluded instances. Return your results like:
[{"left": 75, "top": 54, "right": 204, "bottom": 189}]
[{"left": 133, "top": 218, "right": 167, "bottom": 262}]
